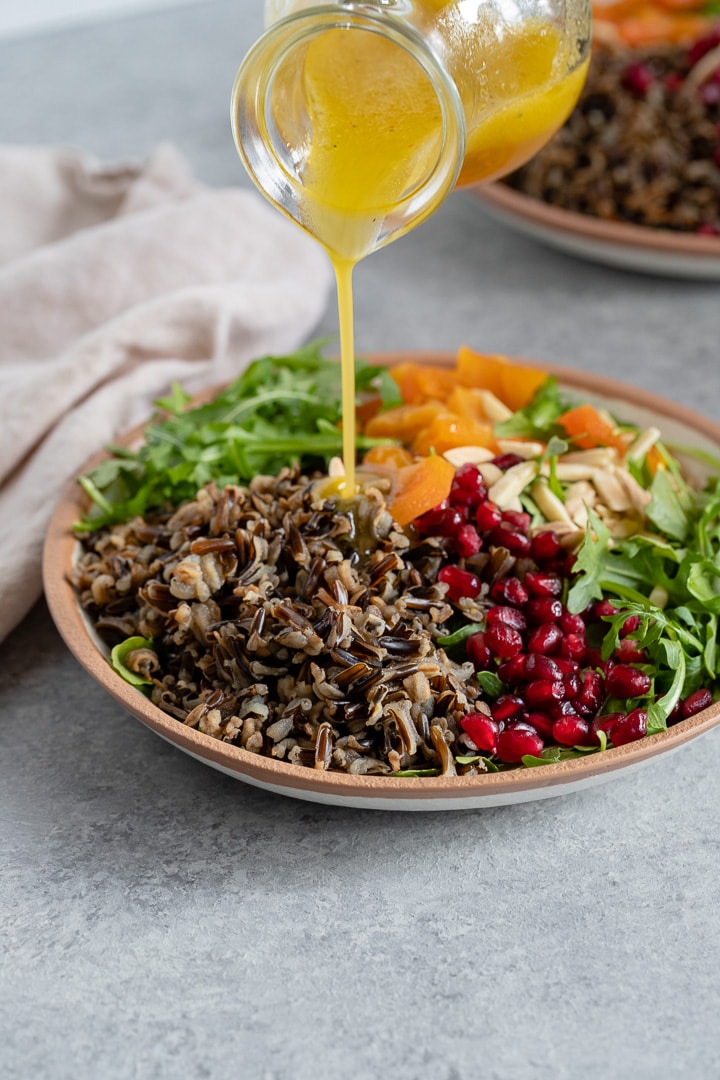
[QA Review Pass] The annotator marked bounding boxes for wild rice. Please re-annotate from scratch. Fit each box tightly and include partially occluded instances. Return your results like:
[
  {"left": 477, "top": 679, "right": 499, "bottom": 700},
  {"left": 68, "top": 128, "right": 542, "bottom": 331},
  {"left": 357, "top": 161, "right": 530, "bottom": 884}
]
[
  {"left": 506, "top": 40, "right": 720, "bottom": 233},
  {"left": 72, "top": 468, "right": 492, "bottom": 776}
]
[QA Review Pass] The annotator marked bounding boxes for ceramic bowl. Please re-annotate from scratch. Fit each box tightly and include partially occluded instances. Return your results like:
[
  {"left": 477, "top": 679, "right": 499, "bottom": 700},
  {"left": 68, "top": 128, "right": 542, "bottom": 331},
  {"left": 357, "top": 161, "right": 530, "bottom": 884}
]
[
  {"left": 470, "top": 183, "right": 720, "bottom": 279},
  {"left": 43, "top": 352, "right": 720, "bottom": 810}
]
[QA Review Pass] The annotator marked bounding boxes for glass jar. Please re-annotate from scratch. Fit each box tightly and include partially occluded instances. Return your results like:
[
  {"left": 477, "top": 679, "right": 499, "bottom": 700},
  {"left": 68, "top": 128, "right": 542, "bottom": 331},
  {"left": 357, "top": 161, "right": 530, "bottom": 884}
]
[{"left": 231, "top": 0, "right": 591, "bottom": 261}]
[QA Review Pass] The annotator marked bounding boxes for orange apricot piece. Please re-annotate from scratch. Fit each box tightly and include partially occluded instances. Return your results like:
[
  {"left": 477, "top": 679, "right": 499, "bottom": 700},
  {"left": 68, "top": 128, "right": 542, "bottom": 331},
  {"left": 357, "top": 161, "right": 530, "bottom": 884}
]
[{"left": 389, "top": 455, "right": 456, "bottom": 527}]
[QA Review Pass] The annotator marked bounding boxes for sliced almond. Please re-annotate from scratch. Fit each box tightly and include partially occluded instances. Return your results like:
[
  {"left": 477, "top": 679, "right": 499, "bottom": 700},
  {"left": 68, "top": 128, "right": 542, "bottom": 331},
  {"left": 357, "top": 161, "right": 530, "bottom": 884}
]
[
  {"left": 591, "top": 468, "right": 634, "bottom": 513},
  {"left": 502, "top": 496, "right": 525, "bottom": 513},
  {"left": 598, "top": 406, "right": 622, "bottom": 432},
  {"left": 487, "top": 460, "right": 538, "bottom": 508},
  {"left": 496, "top": 438, "right": 545, "bottom": 460},
  {"left": 551, "top": 462, "right": 602, "bottom": 481},
  {"left": 564, "top": 480, "right": 596, "bottom": 528},
  {"left": 533, "top": 520, "right": 586, "bottom": 548},
  {"left": 443, "top": 445, "right": 496, "bottom": 467},
  {"left": 615, "top": 468, "right": 653, "bottom": 514},
  {"left": 477, "top": 462, "right": 503, "bottom": 486},
  {"left": 602, "top": 515, "right": 642, "bottom": 539},
  {"left": 476, "top": 390, "right": 512, "bottom": 422},
  {"left": 560, "top": 448, "right": 618, "bottom": 468},
  {"left": 530, "top": 478, "right": 573, "bottom": 525},
  {"left": 626, "top": 426, "right": 662, "bottom": 461}
]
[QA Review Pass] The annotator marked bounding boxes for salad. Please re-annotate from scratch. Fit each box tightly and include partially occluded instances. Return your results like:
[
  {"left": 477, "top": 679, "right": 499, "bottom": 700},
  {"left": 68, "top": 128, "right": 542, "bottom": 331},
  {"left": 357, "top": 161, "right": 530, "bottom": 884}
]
[
  {"left": 505, "top": 3, "right": 720, "bottom": 235},
  {"left": 71, "top": 343, "right": 720, "bottom": 777}
]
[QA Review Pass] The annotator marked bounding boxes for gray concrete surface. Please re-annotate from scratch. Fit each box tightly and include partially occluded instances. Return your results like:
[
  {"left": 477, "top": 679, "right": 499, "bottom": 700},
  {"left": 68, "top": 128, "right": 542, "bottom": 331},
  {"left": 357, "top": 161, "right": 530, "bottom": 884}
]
[{"left": 2, "top": 3, "right": 720, "bottom": 1078}]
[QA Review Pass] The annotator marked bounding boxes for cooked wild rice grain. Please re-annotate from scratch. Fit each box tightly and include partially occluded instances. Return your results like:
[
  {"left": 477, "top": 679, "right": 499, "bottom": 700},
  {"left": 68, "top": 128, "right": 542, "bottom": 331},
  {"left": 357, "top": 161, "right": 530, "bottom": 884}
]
[
  {"left": 72, "top": 468, "right": 491, "bottom": 777},
  {"left": 506, "top": 41, "right": 720, "bottom": 233}
]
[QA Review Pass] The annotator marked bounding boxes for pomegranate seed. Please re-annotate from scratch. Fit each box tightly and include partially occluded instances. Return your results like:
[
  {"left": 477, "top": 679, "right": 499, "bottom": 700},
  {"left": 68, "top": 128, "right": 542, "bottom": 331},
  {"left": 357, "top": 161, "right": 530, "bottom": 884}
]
[
  {"left": 698, "top": 221, "right": 720, "bottom": 235},
  {"left": 485, "top": 622, "right": 524, "bottom": 659},
  {"left": 664, "top": 71, "right": 683, "bottom": 93},
  {"left": 583, "top": 647, "right": 605, "bottom": 670},
  {"left": 490, "top": 524, "right": 532, "bottom": 556},
  {"left": 416, "top": 504, "right": 466, "bottom": 535},
  {"left": 553, "top": 714, "right": 590, "bottom": 746},
  {"left": 524, "top": 571, "right": 562, "bottom": 598},
  {"left": 562, "top": 552, "right": 577, "bottom": 575},
  {"left": 559, "top": 633, "right": 587, "bottom": 662},
  {"left": 588, "top": 713, "right": 623, "bottom": 745},
  {"left": 524, "top": 654, "right": 563, "bottom": 680},
  {"left": 438, "top": 565, "right": 481, "bottom": 603},
  {"left": 575, "top": 670, "right": 605, "bottom": 717},
  {"left": 681, "top": 689, "right": 713, "bottom": 719},
  {"left": 559, "top": 610, "right": 585, "bottom": 635},
  {"left": 529, "top": 531, "right": 560, "bottom": 562},
  {"left": 450, "top": 464, "right": 487, "bottom": 507},
  {"left": 489, "top": 577, "right": 528, "bottom": 606},
  {"left": 486, "top": 606, "right": 527, "bottom": 632},
  {"left": 491, "top": 453, "right": 524, "bottom": 471},
  {"left": 501, "top": 509, "right": 531, "bottom": 533},
  {"left": 526, "top": 711, "right": 555, "bottom": 739},
  {"left": 526, "top": 598, "right": 563, "bottom": 624},
  {"left": 605, "top": 664, "right": 652, "bottom": 698},
  {"left": 619, "top": 614, "right": 641, "bottom": 638},
  {"left": 552, "top": 699, "right": 581, "bottom": 719},
  {"left": 466, "top": 632, "right": 492, "bottom": 670},
  {"left": 610, "top": 708, "right": 648, "bottom": 746},
  {"left": 553, "top": 657, "right": 581, "bottom": 675},
  {"left": 475, "top": 501, "right": 502, "bottom": 532},
  {"left": 527, "top": 623, "right": 563, "bottom": 655},
  {"left": 667, "top": 701, "right": 684, "bottom": 726},
  {"left": 591, "top": 599, "right": 618, "bottom": 621},
  {"left": 563, "top": 671, "right": 582, "bottom": 699},
  {"left": 497, "top": 654, "right": 527, "bottom": 685},
  {"left": 616, "top": 639, "right": 647, "bottom": 664},
  {"left": 688, "top": 28, "right": 720, "bottom": 66},
  {"left": 461, "top": 712, "right": 499, "bottom": 754},
  {"left": 456, "top": 524, "right": 482, "bottom": 559},
  {"left": 491, "top": 694, "right": 527, "bottom": 724},
  {"left": 524, "top": 679, "right": 565, "bottom": 708},
  {"left": 622, "top": 61, "right": 655, "bottom": 96},
  {"left": 496, "top": 726, "right": 544, "bottom": 762}
]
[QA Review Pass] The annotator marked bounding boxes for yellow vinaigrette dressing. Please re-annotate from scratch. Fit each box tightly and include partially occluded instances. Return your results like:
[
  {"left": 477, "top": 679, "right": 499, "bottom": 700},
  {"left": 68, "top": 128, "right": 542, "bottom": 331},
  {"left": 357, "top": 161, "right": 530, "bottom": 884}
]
[{"left": 250, "top": 11, "right": 589, "bottom": 494}]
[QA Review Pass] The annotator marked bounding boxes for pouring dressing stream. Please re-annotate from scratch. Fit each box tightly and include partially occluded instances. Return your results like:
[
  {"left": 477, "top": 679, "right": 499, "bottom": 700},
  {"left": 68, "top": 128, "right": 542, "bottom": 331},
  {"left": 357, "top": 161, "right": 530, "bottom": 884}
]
[{"left": 232, "top": 0, "right": 591, "bottom": 495}]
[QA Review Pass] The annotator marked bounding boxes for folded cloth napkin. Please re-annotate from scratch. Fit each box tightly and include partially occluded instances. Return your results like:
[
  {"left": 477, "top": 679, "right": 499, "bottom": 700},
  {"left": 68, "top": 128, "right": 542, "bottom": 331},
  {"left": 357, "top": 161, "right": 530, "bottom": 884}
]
[{"left": 0, "top": 142, "right": 333, "bottom": 644}]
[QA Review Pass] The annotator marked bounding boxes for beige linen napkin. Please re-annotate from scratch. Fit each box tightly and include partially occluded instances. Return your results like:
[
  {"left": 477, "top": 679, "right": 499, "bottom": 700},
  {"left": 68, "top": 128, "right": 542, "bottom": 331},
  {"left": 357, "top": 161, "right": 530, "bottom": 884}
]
[{"left": 0, "top": 143, "right": 333, "bottom": 644}]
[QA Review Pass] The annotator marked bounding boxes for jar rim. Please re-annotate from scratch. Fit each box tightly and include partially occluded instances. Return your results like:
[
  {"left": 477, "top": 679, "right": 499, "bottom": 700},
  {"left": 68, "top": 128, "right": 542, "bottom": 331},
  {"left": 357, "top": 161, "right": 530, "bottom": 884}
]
[{"left": 231, "top": 4, "right": 466, "bottom": 257}]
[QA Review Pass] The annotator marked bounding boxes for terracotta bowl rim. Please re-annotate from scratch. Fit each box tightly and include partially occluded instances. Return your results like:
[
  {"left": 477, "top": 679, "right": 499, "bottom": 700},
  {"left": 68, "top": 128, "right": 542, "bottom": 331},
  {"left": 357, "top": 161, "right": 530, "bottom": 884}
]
[{"left": 471, "top": 182, "right": 720, "bottom": 258}]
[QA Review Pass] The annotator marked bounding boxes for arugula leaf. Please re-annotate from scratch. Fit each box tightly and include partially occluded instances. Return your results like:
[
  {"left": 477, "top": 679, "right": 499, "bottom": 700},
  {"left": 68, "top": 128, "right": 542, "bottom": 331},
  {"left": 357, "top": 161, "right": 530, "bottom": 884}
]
[
  {"left": 521, "top": 746, "right": 599, "bottom": 767},
  {"left": 454, "top": 755, "right": 500, "bottom": 771},
  {"left": 436, "top": 622, "right": 484, "bottom": 648},
  {"left": 110, "top": 636, "right": 157, "bottom": 688},
  {"left": 566, "top": 509, "right": 612, "bottom": 613},
  {"left": 477, "top": 671, "right": 504, "bottom": 699},
  {"left": 646, "top": 638, "right": 684, "bottom": 733},
  {"left": 154, "top": 382, "right": 192, "bottom": 415},
  {"left": 494, "top": 378, "right": 570, "bottom": 440},
  {"left": 393, "top": 768, "right": 441, "bottom": 777},
  {"left": 647, "top": 467, "right": 691, "bottom": 543},
  {"left": 74, "top": 341, "right": 393, "bottom": 530}
]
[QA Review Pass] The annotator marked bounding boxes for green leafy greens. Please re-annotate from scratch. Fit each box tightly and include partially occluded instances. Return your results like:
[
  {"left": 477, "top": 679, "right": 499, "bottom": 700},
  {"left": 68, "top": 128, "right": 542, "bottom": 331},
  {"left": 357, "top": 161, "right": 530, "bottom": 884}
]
[
  {"left": 75, "top": 341, "right": 395, "bottom": 531},
  {"left": 565, "top": 471, "right": 720, "bottom": 730},
  {"left": 494, "top": 377, "right": 570, "bottom": 440}
]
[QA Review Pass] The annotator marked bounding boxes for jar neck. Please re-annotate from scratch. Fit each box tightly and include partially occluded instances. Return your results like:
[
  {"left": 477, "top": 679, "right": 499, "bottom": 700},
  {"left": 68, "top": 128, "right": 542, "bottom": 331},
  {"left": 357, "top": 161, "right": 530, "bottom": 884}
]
[{"left": 231, "top": 4, "right": 466, "bottom": 259}]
